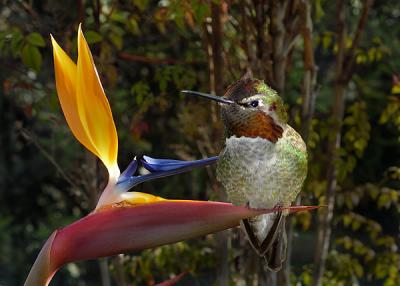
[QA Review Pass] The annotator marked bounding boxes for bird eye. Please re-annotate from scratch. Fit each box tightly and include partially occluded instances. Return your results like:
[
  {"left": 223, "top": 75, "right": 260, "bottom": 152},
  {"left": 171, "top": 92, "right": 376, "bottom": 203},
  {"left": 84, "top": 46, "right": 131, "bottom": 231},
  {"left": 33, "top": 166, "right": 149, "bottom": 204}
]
[{"left": 250, "top": 100, "right": 259, "bottom": 108}]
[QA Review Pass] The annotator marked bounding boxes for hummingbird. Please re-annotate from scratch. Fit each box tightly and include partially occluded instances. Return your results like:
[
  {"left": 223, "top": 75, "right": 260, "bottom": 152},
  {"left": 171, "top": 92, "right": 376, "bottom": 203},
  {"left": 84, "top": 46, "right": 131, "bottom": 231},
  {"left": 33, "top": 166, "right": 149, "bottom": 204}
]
[{"left": 182, "top": 73, "right": 308, "bottom": 271}]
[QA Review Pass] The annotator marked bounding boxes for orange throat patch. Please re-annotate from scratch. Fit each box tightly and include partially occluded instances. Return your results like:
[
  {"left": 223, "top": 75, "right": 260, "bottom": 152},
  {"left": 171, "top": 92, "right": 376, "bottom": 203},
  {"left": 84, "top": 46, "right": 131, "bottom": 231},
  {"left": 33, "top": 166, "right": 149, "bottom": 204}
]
[{"left": 231, "top": 112, "right": 283, "bottom": 143}]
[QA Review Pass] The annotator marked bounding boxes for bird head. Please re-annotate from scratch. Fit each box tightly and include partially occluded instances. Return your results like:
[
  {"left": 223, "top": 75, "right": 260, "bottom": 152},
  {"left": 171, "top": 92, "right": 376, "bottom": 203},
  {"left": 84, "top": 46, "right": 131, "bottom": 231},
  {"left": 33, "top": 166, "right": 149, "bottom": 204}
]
[{"left": 182, "top": 73, "right": 288, "bottom": 142}]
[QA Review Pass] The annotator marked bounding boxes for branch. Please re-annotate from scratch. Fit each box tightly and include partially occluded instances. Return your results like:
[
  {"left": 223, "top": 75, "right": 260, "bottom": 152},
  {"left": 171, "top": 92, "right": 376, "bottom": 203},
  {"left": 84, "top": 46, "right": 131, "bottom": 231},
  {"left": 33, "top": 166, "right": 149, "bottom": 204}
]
[
  {"left": 240, "top": 0, "right": 255, "bottom": 74},
  {"left": 19, "top": 128, "right": 79, "bottom": 190},
  {"left": 281, "top": 2, "right": 318, "bottom": 285},
  {"left": 311, "top": 1, "right": 372, "bottom": 285},
  {"left": 19, "top": 1, "right": 39, "bottom": 19},
  {"left": 117, "top": 52, "right": 205, "bottom": 65},
  {"left": 77, "top": 0, "right": 84, "bottom": 26},
  {"left": 269, "top": 0, "right": 290, "bottom": 94},
  {"left": 283, "top": 0, "right": 302, "bottom": 56},
  {"left": 335, "top": 0, "right": 346, "bottom": 83},
  {"left": 284, "top": 33, "right": 300, "bottom": 57},
  {"left": 342, "top": 0, "right": 374, "bottom": 82}
]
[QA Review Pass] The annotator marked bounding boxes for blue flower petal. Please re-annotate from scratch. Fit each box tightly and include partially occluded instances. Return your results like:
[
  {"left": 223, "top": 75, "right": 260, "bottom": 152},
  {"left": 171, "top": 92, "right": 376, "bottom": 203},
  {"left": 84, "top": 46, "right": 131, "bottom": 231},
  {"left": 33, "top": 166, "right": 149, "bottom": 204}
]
[
  {"left": 142, "top": 156, "right": 184, "bottom": 165},
  {"left": 117, "top": 156, "right": 219, "bottom": 192},
  {"left": 141, "top": 156, "right": 219, "bottom": 172},
  {"left": 118, "top": 158, "right": 138, "bottom": 184}
]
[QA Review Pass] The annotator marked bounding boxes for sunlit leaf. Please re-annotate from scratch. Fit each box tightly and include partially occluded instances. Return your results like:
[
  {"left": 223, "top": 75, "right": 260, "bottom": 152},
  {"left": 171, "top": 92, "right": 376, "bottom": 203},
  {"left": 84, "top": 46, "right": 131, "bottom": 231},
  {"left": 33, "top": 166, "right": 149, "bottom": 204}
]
[
  {"left": 84, "top": 30, "right": 103, "bottom": 44},
  {"left": 26, "top": 32, "right": 46, "bottom": 47},
  {"left": 21, "top": 44, "right": 42, "bottom": 72}
]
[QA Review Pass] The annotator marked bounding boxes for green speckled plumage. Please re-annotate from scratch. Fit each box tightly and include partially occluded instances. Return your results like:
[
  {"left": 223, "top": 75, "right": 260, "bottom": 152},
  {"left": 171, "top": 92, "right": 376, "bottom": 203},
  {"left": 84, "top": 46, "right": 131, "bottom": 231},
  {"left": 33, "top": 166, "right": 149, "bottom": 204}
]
[
  {"left": 216, "top": 76, "right": 308, "bottom": 260},
  {"left": 216, "top": 126, "right": 307, "bottom": 209},
  {"left": 184, "top": 74, "right": 308, "bottom": 269},
  {"left": 255, "top": 82, "right": 288, "bottom": 123}
]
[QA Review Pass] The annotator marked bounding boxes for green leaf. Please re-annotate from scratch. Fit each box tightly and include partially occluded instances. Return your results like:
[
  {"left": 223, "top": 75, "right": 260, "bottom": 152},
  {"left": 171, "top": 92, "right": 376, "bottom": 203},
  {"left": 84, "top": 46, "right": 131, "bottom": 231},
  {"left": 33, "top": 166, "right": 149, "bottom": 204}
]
[
  {"left": 85, "top": 30, "right": 103, "bottom": 44},
  {"left": 26, "top": 32, "right": 45, "bottom": 47},
  {"left": 128, "top": 17, "right": 140, "bottom": 35},
  {"left": 131, "top": 81, "right": 151, "bottom": 105},
  {"left": 191, "top": 1, "right": 210, "bottom": 23},
  {"left": 377, "top": 193, "right": 390, "bottom": 209},
  {"left": 108, "top": 33, "right": 123, "bottom": 50},
  {"left": 110, "top": 11, "right": 129, "bottom": 23},
  {"left": 11, "top": 32, "right": 24, "bottom": 57},
  {"left": 392, "top": 84, "right": 400, "bottom": 94},
  {"left": 133, "top": 0, "right": 149, "bottom": 11},
  {"left": 322, "top": 34, "right": 332, "bottom": 50},
  {"left": 315, "top": 0, "right": 325, "bottom": 21},
  {"left": 21, "top": 44, "right": 42, "bottom": 72},
  {"left": 353, "top": 261, "right": 364, "bottom": 277}
]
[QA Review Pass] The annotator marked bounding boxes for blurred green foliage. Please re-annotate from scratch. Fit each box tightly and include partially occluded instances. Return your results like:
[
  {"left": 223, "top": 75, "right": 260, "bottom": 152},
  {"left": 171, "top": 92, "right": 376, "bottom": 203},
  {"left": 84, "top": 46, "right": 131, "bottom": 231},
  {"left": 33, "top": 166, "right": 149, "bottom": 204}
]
[{"left": 0, "top": 0, "right": 399, "bottom": 285}]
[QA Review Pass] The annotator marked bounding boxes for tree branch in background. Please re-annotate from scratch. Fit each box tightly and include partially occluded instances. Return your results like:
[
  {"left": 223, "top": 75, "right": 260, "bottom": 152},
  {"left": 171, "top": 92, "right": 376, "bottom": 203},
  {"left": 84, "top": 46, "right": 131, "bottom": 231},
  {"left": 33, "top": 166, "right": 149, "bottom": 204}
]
[
  {"left": 113, "top": 255, "right": 128, "bottom": 286},
  {"left": 269, "top": 0, "right": 288, "bottom": 95},
  {"left": 280, "top": 1, "right": 318, "bottom": 285},
  {"left": 253, "top": 0, "right": 268, "bottom": 79},
  {"left": 299, "top": 0, "right": 318, "bottom": 141},
  {"left": 99, "top": 258, "right": 111, "bottom": 286},
  {"left": 312, "top": 1, "right": 373, "bottom": 285},
  {"left": 209, "top": 2, "right": 230, "bottom": 285},
  {"left": 240, "top": 1, "right": 255, "bottom": 75},
  {"left": 19, "top": 128, "right": 79, "bottom": 190},
  {"left": 118, "top": 52, "right": 205, "bottom": 65},
  {"left": 211, "top": 2, "right": 225, "bottom": 97},
  {"left": 89, "top": 3, "right": 112, "bottom": 283},
  {"left": 312, "top": 1, "right": 346, "bottom": 285},
  {"left": 342, "top": 0, "right": 374, "bottom": 82},
  {"left": 77, "top": 0, "right": 85, "bottom": 26}
]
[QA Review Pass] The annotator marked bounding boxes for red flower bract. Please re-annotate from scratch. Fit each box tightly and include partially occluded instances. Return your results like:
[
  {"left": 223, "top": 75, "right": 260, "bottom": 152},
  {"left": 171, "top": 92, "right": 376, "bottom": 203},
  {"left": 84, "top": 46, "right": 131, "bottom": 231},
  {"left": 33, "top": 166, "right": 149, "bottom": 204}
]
[{"left": 24, "top": 200, "right": 318, "bottom": 286}]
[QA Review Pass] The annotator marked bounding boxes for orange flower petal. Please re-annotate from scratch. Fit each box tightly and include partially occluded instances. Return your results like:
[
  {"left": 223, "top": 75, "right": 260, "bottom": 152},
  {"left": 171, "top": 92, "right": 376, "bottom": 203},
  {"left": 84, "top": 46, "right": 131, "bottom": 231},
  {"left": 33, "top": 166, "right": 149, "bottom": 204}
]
[
  {"left": 76, "top": 25, "right": 118, "bottom": 171},
  {"left": 51, "top": 35, "right": 99, "bottom": 159},
  {"left": 51, "top": 26, "right": 119, "bottom": 176}
]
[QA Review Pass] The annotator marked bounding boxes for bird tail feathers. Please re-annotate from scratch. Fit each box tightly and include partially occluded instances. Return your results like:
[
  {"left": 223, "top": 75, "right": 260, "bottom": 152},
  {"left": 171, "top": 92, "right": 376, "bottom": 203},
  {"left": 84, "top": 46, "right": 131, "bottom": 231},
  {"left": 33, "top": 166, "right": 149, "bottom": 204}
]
[{"left": 242, "top": 213, "right": 287, "bottom": 272}]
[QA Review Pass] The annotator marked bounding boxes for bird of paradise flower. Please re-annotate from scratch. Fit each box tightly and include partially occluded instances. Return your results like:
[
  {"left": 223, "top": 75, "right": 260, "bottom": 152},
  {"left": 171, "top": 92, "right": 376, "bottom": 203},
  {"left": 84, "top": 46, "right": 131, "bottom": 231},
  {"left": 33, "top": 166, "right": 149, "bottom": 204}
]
[{"left": 24, "top": 25, "right": 317, "bottom": 286}]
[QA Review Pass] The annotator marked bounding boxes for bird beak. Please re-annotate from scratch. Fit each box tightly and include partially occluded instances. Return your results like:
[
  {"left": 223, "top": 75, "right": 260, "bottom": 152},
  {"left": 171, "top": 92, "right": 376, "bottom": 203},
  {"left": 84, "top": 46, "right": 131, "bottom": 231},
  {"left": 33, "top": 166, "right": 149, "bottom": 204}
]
[{"left": 181, "top": 90, "right": 234, "bottom": 105}]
